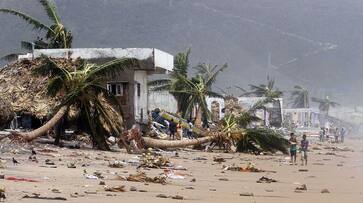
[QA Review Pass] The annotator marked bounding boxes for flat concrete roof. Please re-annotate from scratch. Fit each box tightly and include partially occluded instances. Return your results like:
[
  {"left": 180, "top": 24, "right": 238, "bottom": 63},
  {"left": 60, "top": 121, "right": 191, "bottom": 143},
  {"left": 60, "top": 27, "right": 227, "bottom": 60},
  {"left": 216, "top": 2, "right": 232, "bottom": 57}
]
[{"left": 19, "top": 48, "right": 173, "bottom": 72}]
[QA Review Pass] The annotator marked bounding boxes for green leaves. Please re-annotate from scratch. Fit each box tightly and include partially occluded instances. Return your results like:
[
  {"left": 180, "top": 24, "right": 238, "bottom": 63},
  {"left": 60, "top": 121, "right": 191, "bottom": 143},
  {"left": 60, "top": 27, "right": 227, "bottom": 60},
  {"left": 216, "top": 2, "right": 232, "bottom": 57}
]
[{"left": 0, "top": 8, "right": 52, "bottom": 31}]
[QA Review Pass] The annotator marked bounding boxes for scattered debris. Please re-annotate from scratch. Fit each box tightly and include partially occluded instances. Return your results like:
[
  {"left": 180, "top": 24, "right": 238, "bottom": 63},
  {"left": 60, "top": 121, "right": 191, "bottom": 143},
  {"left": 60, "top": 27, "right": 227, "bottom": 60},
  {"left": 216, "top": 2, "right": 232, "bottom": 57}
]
[
  {"left": 223, "top": 163, "right": 273, "bottom": 173},
  {"left": 99, "top": 181, "right": 106, "bottom": 185},
  {"left": 156, "top": 194, "right": 168, "bottom": 198},
  {"left": 108, "top": 161, "right": 126, "bottom": 168},
  {"left": 298, "top": 169, "right": 309, "bottom": 172},
  {"left": 213, "top": 157, "right": 226, "bottom": 163},
  {"left": 190, "top": 178, "right": 196, "bottom": 182},
  {"left": 125, "top": 172, "right": 167, "bottom": 185},
  {"left": 295, "top": 184, "right": 307, "bottom": 191},
  {"left": 51, "top": 189, "right": 61, "bottom": 194},
  {"left": 5, "top": 176, "right": 39, "bottom": 182},
  {"left": 218, "top": 178, "right": 229, "bottom": 181},
  {"left": 139, "top": 153, "right": 171, "bottom": 169},
  {"left": 172, "top": 195, "right": 184, "bottom": 200},
  {"left": 0, "top": 187, "right": 5, "bottom": 202},
  {"left": 321, "top": 189, "right": 330, "bottom": 193},
  {"left": 130, "top": 186, "right": 137, "bottom": 192},
  {"left": 240, "top": 192, "right": 254, "bottom": 197},
  {"left": 104, "top": 185, "right": 126, "bottom": 192},
  {"left": 22, "top": 194, "right": 67, "bottom": 201},
  {"left": 67, "top": 163, "right": 76, "bottom": 168},
  {"left": 257, "top": 176, "right": 277, "bottom": 183}
]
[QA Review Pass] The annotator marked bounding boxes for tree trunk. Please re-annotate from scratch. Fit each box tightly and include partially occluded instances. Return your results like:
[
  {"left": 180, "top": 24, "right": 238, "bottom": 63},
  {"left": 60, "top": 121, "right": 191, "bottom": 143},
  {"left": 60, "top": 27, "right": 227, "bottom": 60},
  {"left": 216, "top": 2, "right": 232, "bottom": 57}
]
[
  {"left": 195, "top": 107, "right": 202, "bottom": 128},
  {"left": 143, "top": 136, "right": 214, "bottom": 149},
  {"left": 20, "top": 106, "right": 68, "bottom": 142}
]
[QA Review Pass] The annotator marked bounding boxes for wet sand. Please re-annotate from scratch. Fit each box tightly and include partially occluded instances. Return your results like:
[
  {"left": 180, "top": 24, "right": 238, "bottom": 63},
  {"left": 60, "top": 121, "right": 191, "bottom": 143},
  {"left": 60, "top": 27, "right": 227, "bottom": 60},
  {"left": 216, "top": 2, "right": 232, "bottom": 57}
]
[{"left": 1, "top": 138, "right": 363, "bottom": 203}]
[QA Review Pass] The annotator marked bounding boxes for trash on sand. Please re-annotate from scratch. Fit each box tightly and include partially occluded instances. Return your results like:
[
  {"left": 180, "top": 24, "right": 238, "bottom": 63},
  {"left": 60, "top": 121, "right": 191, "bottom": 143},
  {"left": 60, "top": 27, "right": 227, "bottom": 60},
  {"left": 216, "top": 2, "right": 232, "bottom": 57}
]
[
  {"left": 223, "top": 163, "right": 274, "bottom": 173},
  {"left": 156, "top": 194, "right": 168, "bottom": 198},
  {"left": 5, "top": 176, "right": 39, "bottom": 182},
  {"left": 0, "top": 186, "right": 5, "bottom": 202},
  {"left": 240, "top": 192, "right": 254, "bottom": 197},
  {"left": 295, "top": 184, "right": 307, "bottom": 191},
  {"left": 163, "top": 170, "right": 185, "bottom": 180},
  {"left": 127, "top": 158, "right": 140, "bottom": 166},
  {"left": 104, "top": 185, "right": 126, "bottom": 192},
  {"left": 213, "top": 157, "right": 226, "bottom": 163},
  {"left": 256, "top": 176, "right": 277, "bottom": 183},
  {"left": 192, "top": 157, "right": 207, "bottom": 161},
  {"left": 67, "top": 163, "right": 76, "bottom": 168},
  {"left": 84, "top": 174, "right": 98, "bottom": 180},
  {"left": 138, "top": 153, "right": 172, "bottom": 169},
  {"left": 51, "top": 189, "right": 61, "bottom": 193},
  {"left": 298, "top": 169, "right": 309, "bottom": 172},
  {"left": 321, "top": 188, "right": 330, "bottom": 193},
  {"left": 125, "top": 172, "right": 167, "bottom": 184},
  {"left": 108, "top": 161, "right": 127, "bottom": 168},
  {"left": 22, "top": 194, "right": 67, "bottom": 201},
  {"left": 171, "top": 195, "right": 184, "bottom": 200}
]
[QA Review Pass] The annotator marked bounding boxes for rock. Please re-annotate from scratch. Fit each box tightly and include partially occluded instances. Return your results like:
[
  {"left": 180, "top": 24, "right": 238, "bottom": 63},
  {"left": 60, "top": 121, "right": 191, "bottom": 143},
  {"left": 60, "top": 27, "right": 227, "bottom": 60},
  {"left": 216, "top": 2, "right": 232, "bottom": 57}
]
[
  {"left": 130, "top": 186, "right": 137, "bottom": 192},
  {"left": 240, "top": 192, "right": 254, "bottom": 196},
  {"left": 321, "top": 189, "right": 330, "bottom": 193},
  {"left": 156, "top": 194, "right": 168, "bottom": 198}
]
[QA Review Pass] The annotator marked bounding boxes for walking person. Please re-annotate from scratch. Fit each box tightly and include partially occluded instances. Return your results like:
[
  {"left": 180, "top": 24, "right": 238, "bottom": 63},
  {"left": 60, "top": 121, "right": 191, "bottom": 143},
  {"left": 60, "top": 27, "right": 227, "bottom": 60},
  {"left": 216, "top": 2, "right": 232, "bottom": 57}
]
[
  {"left": 289, "top": 133, "right": 297, "bottom": 165},
  {"left": 300, "top": 134, "right": 309, "bottom": 166}
]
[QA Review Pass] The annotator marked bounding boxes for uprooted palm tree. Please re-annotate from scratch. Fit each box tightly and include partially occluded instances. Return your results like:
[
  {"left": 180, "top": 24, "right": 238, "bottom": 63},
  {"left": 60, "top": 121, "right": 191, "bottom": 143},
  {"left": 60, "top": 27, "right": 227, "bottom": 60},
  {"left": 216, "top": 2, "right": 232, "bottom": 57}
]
[
  {"left": 290, "top": 85, "right": 309, "bottom": 108},
  {"left": 15, "top": 56, "right": 136, "bottom": 150},
  {"left": 311, "top": 96, "right": 340, "bottom": 116},
  {"left": 0, "top": 0, "right": 72, "bottom": 61},
  {"left": 148, "top": 49, "right": 191, "bottom": 114}
]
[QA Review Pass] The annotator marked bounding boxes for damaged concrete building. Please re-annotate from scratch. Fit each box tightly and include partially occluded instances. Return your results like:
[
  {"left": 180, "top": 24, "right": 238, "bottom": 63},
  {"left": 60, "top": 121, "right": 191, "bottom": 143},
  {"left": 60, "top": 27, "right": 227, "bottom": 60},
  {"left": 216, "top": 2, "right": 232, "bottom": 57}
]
[{"left": 14, "top": 48, "right": 173, "bottom": 128}]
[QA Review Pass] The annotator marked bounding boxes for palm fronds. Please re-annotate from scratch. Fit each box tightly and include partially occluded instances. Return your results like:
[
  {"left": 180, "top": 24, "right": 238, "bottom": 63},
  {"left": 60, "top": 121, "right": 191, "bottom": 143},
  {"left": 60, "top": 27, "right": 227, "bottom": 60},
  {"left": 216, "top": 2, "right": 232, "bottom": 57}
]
[
  {"left": 236, "top": 128, "right": 289, "bottom": 154},
  {"left": 0, "top": 8, "right": 52, "bottom": 31}
]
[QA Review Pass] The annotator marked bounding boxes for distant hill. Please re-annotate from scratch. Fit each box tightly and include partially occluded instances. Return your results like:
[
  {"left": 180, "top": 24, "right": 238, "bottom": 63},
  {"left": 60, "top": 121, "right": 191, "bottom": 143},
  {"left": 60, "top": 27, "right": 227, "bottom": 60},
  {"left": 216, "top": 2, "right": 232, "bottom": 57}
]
[{"left": 1, "top": 0, "right": 362, "bottom": 106}]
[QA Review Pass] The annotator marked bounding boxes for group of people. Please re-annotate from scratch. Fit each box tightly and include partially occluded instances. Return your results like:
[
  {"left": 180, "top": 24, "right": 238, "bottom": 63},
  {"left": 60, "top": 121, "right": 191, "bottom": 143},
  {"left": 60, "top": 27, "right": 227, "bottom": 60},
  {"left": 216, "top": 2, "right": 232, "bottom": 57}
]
[
  {"left": 289, "top": 133, "right": 309, "bottom": 166},
  {"left": 319, "top": 127, "right": 346, "bottom": 143}
]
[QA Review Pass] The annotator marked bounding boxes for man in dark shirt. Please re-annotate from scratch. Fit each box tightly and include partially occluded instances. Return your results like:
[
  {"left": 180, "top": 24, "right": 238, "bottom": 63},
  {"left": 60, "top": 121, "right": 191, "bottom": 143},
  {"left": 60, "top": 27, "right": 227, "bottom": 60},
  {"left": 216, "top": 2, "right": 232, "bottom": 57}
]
[{"left": 169, "top": 119, "right": 177, "bottom": 140}]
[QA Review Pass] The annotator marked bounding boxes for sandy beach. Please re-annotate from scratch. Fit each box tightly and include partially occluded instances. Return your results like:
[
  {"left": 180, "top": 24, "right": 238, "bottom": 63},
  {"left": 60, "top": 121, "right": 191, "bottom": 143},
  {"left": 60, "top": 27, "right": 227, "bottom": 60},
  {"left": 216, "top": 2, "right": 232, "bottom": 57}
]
[{"left": 1, "top": 137, "right": 362, "bottom": 203}]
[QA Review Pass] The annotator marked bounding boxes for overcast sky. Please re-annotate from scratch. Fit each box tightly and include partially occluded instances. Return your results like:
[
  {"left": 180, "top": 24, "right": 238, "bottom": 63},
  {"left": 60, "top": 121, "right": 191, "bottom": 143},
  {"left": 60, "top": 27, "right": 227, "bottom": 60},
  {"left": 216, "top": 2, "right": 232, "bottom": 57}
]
[{"left": 1, "top": 0, "right": 363, "bottom": 107}]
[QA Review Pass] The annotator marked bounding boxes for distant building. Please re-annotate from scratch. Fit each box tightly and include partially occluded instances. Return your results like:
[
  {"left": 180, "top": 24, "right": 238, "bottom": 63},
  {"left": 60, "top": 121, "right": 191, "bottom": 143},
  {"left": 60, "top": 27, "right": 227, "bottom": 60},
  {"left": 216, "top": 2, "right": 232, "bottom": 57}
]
[
  {"left": 238, "top": 97, "right": 283, "bottom": 127},
  {"left": 19, "top": 48, "right": 173, "bottom": 128}
]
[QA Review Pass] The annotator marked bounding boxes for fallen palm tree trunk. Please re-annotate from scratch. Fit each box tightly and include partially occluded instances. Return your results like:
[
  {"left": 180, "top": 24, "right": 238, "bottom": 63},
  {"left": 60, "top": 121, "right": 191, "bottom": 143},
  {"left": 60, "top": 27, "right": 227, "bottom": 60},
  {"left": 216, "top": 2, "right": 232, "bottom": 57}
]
[
  {"left": 143, "top": 136, "right": 215, "bottom": 149},
  {"left": 12, "top": 106, "right": 68, "bottom": 142}
]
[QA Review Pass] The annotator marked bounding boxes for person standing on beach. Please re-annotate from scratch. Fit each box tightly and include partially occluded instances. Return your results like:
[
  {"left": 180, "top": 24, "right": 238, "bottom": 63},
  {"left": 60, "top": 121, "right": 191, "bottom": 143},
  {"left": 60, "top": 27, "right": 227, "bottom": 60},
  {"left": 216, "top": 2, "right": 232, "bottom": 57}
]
[
  {"left": 176, "top": 121, "right": 183, "bottom": 140},
  {"left": 169, "top": 119, "right": 177, "bottom": 140},
  {"left": 340, "top": 128, "right": 345, "bottom": 143},
  {"left": 300, "top": 134, "right": 309, "bottom": 166},
  {"left": 334, "top": 127, "right": 339, "bottom": 143},
  {"left": 319, "top": 128, "right": 325, "bottom": 142},
  {"left": 289, "top": 133, "right": 297, "bottom": 165}
]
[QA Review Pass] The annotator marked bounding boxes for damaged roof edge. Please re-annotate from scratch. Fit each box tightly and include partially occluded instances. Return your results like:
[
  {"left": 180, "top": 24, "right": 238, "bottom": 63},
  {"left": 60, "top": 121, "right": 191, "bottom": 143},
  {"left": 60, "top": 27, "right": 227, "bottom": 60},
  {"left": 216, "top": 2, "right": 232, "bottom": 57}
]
[{"left": 18, "top": 48, "right": 174, "bottom": 72}]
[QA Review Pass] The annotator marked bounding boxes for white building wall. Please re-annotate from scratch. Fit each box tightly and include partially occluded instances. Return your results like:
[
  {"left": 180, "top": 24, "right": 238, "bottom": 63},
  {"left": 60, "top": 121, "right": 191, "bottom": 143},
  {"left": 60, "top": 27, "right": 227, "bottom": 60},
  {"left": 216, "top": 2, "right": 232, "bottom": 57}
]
[
  {"left": 206, "top": 97, "right": 225, "bottom": 120},
  {"left": 148, "top": 91, "right": 177, "bottom": 113},
  {"left": 134, "top": 70, "right": 148, "bottom": 123}
]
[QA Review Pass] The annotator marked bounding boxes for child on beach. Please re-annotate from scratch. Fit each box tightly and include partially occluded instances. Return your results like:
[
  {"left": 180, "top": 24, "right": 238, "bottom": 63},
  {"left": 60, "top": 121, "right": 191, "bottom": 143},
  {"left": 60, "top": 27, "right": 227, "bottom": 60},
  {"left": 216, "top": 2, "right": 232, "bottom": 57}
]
[
  {"left": 300, "top": 134, "right": 309, "bottom": 166},
  {"left": 289, "top": 133, "right": 297, "bottom": 165}
]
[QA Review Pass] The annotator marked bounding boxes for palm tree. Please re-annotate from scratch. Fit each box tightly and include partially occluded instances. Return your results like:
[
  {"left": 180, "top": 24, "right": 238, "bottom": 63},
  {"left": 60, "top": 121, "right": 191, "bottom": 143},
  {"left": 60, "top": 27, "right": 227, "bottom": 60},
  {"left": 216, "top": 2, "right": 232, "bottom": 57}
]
[
  {"left": 244, "top": 77, "right": 283, "bottom": 98},
  {"left": 194, "top": 63, "right": 228, "bottom": 88},
  {"left": 174, "top": 75, "right": 223, "bottom": 128},
  {"left": 0, "top": 0, "right": 72, "bottom": 60},
  {"left": 290, "top": 85, "right": 309, "bottom": 108},
  {"left": 243, "top": 77, "right": 283, "bottom": 127},
  {"left": 311, "top": 96, "right": 339, "bottom": 116},
  {"left": 148, "top": 49, "right": 191, "bottom": 114},
  {"left": 17, "top": 56, "right": 136, "bottom": 150}
]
